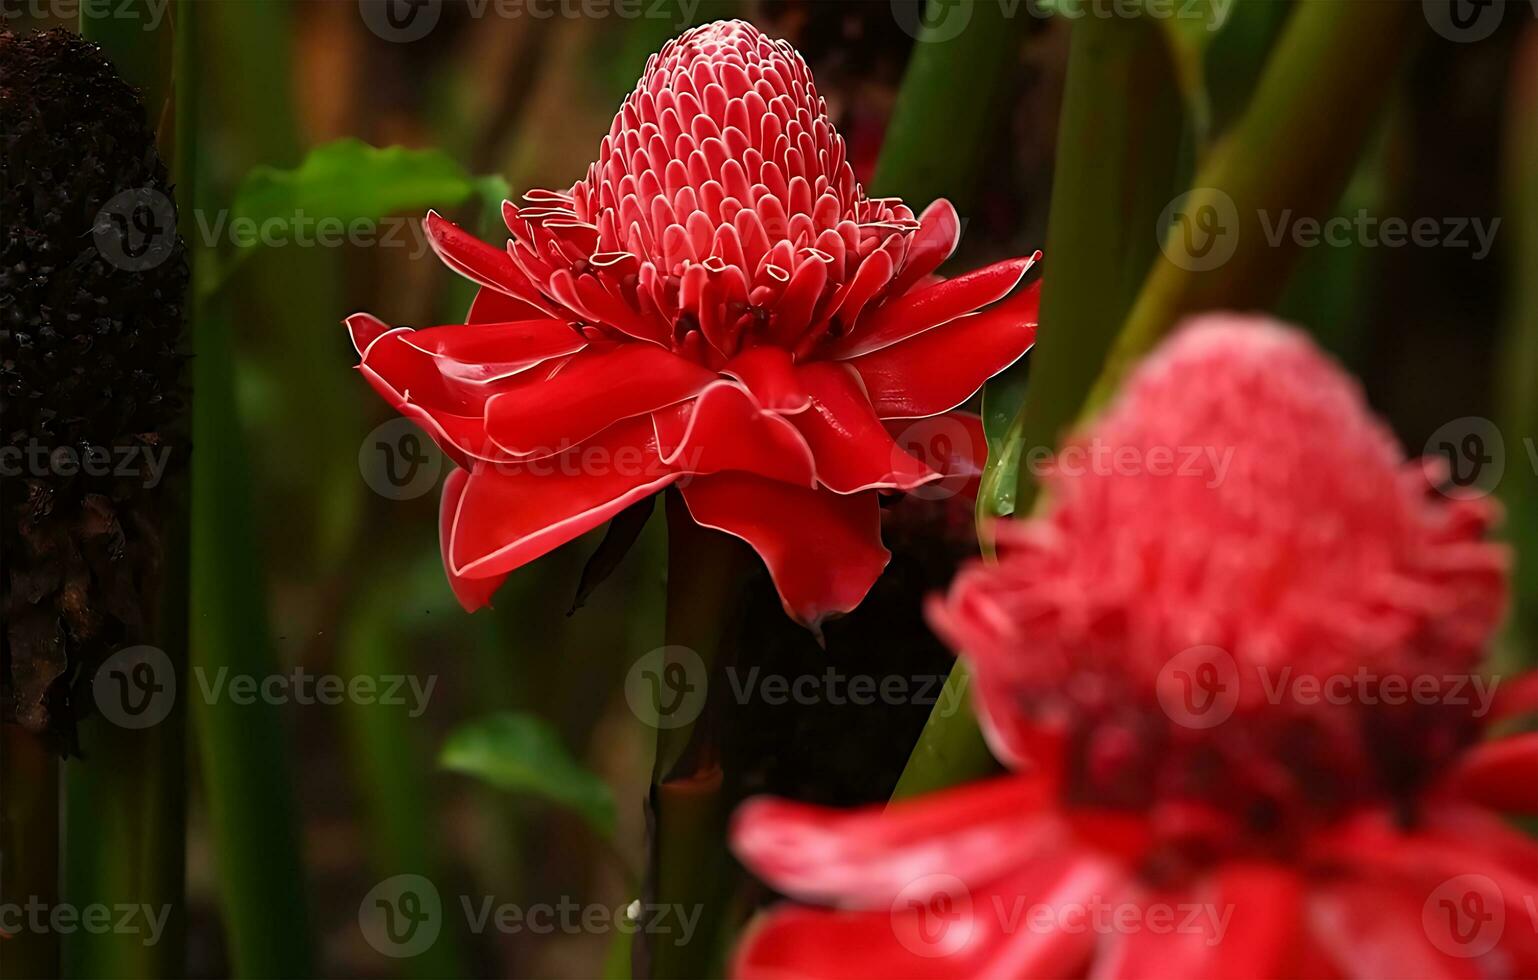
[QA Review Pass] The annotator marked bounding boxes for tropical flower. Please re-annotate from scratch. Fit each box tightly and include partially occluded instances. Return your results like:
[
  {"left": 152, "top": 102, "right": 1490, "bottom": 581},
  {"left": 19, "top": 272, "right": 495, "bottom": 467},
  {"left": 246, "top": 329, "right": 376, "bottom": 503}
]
[
  {"left": 731, "top": 317, "right": 1538, "bottom": 977},
  {"left": 346, "top": 20, "right": 1040, "bottom": 628}
]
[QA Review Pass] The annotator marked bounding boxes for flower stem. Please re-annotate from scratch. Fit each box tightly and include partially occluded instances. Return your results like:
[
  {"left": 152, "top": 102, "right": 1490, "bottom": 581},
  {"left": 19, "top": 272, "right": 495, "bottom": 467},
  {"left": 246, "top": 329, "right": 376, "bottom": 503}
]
[
  {"left": 1499, "top": 25, "right": 1538, "bottom": 667},
  {"left": 893, "top": 0, "right": 1423, "bottom": 800},
  {"left": 895, "top": 12, "right": 1186, "bottom": 799},
  {"left": 0, "top": 729, "right": 59, "bottom": 980},
  {"left": 640, "top": 491, "right": 751, "bottom": 979}
]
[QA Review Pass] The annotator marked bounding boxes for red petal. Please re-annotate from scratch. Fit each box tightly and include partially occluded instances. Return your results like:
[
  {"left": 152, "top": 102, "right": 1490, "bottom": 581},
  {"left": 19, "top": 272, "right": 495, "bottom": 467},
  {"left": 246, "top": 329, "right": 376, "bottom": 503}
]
[
  {"left": 1309, "top": 806, "right": 1538, "bottom": 976},
  {"left": 1094, "top": 865, "right": 1308, "bottom": 980},
  {"left": 732, "top": 851, "right": 1115, "bottom": 980},
  {"left": 886, "top": 199, "right": 961, "bottom": 299},
  {"left": 679, "top": 474, "right": 889, "bottom": 627},
  {"left": 347, "top": 313, "right": 590, "bottom": 464},
  {"left": 439, "top": 467, "right": 503, "bottom": 611},
  {"left": 653, "top": 382, "right": 816, "bottom": 487},
  {"left": 831, "top": 253, "right": 1038, "bottom": 359},
  {"left": 446, "top": 417, "right": 678, "bottom": 579},
  {"left": 485, "top": 344, "right": 716, "bottom": 457},
  {"left": 424, "top": 211, "right": 546, "bottom": 306},
  {"left": 1438, "top": 733, "right": 1538, "bottom": 813},
  {"left": 468, "top": 285, "right": 550, "bottom": 324},
  {"left": 398, "top": 318, "right": 588, "bottom": 387},
  {"left": 1308, "top": 880, "right": 1484, "bottom": 980},
  {"left": 851, "top": 280, "right": 1040, "bottom": 419},
  {"left": 724, "top": 345, "right": 813, "bottom": 413},
  {"left": 1491, "top": 672, "right": 1538, "bottom": 723},
  {"left": 790, "top": 362, "right": 938, "bottom": 493},
  {"left": 732, "top": 774, "right": 1056, "bottom": 907}
]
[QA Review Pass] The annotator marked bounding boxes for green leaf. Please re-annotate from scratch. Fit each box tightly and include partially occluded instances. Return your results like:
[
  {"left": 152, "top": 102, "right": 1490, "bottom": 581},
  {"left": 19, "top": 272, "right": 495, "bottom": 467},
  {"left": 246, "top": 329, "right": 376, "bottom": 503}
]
[
  {"left": 440, "top": 713, "right": 616, "bottom": 838},
  {"left": 229, "top": 138, "right": 482, "bottom": 234},
  {"left": 976, "top": 363, "right": 1032, "bottom": 522}
]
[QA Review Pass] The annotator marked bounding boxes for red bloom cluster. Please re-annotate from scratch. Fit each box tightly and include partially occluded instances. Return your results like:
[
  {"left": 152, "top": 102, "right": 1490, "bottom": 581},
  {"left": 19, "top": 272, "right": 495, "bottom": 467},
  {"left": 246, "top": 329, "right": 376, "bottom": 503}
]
[
  {"left": 347, "top": 20, "right": 1039, "bottom": 627},
  {"left": 733, "top": 317, "right": 1538, "bottom": 978}
]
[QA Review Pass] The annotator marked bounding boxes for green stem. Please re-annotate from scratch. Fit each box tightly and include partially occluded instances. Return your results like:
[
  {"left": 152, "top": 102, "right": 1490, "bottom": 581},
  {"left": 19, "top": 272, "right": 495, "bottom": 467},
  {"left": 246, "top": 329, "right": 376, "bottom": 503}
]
[
  {"left": 189, "top": 294, "right": 314, "bottom": 978},
  {"left": 340, "top": 566, "right": 466, "bottom": 980},
  {"left": 0, "top": 729, "right": 59, "bottom": 980},
  {"left": 1084, "top": 0, "right": 1422, "bottom": 416},
  {"left": 893, "top": 0, "right": 1423, "bottom": 801},
  {"left": 179, "top": 1, "right": 314, "bottom": 972},
  {"left": 1499, "top": 26, "right": 1538, "bottom": 667},
  {"left": 896, "top": 13, "right": 1186, "bottom": 800},
  {"left": 869, "top": 0, "right": 1029, "bottom": 211},
  {"left": 642, "top": 491, "right": 750, "bottom": 979}
]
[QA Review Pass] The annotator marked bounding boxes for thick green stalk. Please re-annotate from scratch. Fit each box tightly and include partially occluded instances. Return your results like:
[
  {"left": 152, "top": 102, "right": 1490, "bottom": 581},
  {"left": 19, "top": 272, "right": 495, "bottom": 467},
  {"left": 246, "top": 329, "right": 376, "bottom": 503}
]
[
  {"left": 642, "top": 493, "right": 750, "bottom": 980},
  {"left": 869, "top": 0, "right": 1028, "bottom": 211},
  {"left": 1084, "top": 0, "right": 1421, "bottom": 415},
  {"left": 895, "top": 13, "right": 1186, "bottom": 799},
  {"left": 62, "top": 5, "right": 190, "bottom": 976},
  {"left": 1500, "top": 27, "right": 1538, "bottom": 665},
  {"left": 190, "top": 293, "right": 314, "bottom": 978},
  {"left": 1, "top": 730, "right": 59, "bottom": 979},
  {"left": 340, "top": 564, "right": 466, "bottom": 980},
  {"left": 894, "top": 0, "right": 1423, "bottom": 800},
  {"left": 185, "top": 3, "right": 314, "bottom": 974}
]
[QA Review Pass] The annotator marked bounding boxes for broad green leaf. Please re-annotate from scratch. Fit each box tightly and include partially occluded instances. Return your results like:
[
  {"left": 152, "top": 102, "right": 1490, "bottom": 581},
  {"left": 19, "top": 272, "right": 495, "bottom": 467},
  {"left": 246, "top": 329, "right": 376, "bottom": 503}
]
[
  {"left": 229, "top": 138, "right": 482, "bottom": 234},
  {"left": 440, "top": 713, "right": 616, "bottom": 838}
]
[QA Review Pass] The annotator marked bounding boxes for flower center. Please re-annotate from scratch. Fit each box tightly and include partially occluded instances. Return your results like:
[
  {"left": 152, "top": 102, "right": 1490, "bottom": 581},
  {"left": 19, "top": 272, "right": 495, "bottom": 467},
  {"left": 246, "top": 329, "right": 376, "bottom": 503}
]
[{"left": 1031, "top": 667, "right": 1488, "bottom": 877}]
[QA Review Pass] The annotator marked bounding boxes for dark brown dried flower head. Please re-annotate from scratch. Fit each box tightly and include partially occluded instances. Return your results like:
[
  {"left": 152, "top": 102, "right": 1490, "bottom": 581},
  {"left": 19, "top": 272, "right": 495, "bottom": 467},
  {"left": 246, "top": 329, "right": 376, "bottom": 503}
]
[{"left": 1, "top": 28, "right": 187, "bottom": 748}]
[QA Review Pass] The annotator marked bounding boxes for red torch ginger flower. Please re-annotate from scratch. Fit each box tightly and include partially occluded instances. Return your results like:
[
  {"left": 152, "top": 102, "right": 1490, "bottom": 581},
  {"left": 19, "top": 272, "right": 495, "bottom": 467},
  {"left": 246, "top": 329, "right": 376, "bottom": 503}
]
[
  {"left": 346, "top": 20, "right": 1040, "bottom": 627},
  {"left": 731, "top": 317, "right": 1538, "bottom": 977}
]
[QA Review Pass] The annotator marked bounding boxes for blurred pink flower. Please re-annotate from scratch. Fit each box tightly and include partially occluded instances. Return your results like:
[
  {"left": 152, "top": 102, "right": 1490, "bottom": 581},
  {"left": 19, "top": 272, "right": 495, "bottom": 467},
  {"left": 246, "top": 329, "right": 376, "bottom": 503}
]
[{"left": 732, "top": 317, "right": 1537, "bottom": 977}]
